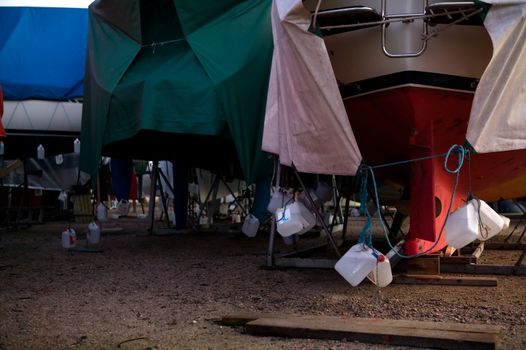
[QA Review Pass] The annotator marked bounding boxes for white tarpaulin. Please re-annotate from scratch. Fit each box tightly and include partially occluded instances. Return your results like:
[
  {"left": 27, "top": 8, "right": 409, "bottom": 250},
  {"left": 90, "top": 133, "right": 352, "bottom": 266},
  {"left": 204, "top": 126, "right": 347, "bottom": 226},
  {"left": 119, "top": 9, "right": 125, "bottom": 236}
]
[
  {"left": 262, "top": 0, "right": 362, "bottom": 175},
  {"left": 466, "top": 0, "right": 526, "bottom": 152}
]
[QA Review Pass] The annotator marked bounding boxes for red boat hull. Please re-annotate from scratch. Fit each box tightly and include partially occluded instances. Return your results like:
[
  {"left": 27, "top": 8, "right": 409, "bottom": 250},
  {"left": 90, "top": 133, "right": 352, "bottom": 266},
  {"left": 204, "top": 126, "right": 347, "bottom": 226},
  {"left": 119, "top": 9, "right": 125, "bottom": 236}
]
[{"left": 344, "top": 85, "right": 526, "bottom": 254}]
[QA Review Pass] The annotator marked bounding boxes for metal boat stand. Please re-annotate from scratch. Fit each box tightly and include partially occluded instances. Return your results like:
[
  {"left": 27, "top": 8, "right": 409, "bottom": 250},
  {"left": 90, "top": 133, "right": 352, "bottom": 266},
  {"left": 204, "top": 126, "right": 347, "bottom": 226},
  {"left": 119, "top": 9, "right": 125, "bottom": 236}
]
[
  {"left": 193, "top": 173, "right": 248, "bottom": 230},
  {"left": 439, "top": 216, "right": 526, "bottom": 276},
  {"left": 147, "top": 161, "right": 178, "bottom": 235},
  {"left": 266, "top": 162, "right": 351, "bottom": 269}
]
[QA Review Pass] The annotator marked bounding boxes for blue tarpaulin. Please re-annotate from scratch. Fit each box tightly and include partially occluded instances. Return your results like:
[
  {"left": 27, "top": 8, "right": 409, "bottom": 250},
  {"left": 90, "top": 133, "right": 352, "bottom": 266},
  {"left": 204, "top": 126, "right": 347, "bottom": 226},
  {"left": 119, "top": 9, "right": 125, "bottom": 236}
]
[{"left": 0, "top": 5, "right": 88, "bottom": 100}]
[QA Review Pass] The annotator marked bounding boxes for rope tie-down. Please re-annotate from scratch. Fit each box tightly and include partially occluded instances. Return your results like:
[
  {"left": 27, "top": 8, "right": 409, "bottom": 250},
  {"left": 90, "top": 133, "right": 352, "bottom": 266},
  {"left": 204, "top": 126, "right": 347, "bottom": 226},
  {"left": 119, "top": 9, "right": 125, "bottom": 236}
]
[{"left": 358, "top": 144, "right": 467, "bottom": 259}]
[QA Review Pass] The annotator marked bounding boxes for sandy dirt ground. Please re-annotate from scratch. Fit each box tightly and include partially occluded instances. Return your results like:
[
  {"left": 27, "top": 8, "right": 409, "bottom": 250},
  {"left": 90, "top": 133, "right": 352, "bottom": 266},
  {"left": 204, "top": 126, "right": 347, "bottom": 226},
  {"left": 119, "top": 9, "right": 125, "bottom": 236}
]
[{"left": 1, "top": 217, "right": 525, "bottom": 350}]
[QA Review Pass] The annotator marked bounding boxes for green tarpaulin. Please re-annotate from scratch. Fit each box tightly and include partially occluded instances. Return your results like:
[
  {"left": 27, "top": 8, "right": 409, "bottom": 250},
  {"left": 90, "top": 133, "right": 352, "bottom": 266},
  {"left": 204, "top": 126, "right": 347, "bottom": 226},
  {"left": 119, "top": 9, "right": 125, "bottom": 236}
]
[{"left": 80, "top": 0, "right": 273, "bottom": 183}]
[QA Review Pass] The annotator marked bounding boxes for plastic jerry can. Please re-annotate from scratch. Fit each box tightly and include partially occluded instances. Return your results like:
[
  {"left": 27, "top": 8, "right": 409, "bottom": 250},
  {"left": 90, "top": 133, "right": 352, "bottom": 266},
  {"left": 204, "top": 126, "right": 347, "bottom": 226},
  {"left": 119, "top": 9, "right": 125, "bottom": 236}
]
[
  {"left": 37, "top": 144, "right": 45, "bottom": 159},
  {"left": 445, "top": 199, "right": 509, "bottom": 249},
  {"left": 366, "top": 253, "right": 393, "bottom": 288},
  {"left": 61, "top": 228, "right": 77, "bottom": 249},
  {"left": 275, "top": 207, "right": 303, "bottom": 237},
  {"left": 242, "top": 214, "right": 260, "bottom": 237},
  {"left": 87, "top": 221, "right": 101, "bottom": 245},
  {"left": 335, "top": 244, "right": 378, "bottom": 287},
  {"left": 473, "top": 199, "right": 510, "bottom": 241},
  {"left": 96, "top": 203, "right": 107, "bottom": 221},
  {"left": 292, "top": 201, "right": 316, "bottom": 235},
  {"left": 73, "top": 138, "right": 81, "bottom": 154},
  {"left": 445, "top": 201, "right": 480, "bottom": 249}
]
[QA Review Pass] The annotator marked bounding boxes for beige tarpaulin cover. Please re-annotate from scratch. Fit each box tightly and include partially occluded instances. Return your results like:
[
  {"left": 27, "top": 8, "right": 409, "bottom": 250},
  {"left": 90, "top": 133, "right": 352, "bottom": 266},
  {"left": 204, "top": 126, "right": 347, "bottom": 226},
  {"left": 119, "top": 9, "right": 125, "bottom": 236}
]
[
  {"left": 262, "top": 0, "right": 362, "bottom": 175},
  {"left": 466, "top": 0, "right": 526, "bottom": 152}
]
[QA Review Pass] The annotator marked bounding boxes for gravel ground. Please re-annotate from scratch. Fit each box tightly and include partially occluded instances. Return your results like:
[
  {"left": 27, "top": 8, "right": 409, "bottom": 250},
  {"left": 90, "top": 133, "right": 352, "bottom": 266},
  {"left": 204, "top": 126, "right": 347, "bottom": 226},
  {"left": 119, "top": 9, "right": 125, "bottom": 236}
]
[{"left": 1, "top": 217, "right": 525, "bottom": 350}]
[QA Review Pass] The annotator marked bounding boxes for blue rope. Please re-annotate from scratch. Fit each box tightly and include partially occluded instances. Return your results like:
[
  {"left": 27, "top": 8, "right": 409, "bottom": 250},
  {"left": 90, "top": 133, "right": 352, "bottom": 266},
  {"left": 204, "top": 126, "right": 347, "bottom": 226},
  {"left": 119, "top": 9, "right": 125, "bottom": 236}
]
[
  {"left": 370, "top": 152, "right": 448, "bottom": 170},
  {"left": 357, "top": 174, "right": 373, "bottom": 246},
  {"left": 358, "top": 144, "right": 466, "bottom": 259}
]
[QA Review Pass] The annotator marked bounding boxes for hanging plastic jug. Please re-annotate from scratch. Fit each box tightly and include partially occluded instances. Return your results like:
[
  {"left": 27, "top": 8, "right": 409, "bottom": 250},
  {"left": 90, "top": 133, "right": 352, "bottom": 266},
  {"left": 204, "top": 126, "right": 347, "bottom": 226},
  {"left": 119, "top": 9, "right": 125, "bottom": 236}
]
[
  {"left": 242, "top": 214, "right": 259, "bottom": 237},
  {"left": 276, "top": 201, "right": 316, "bottom": 237},
  {"left": 73, "top": 138, "right": 81, "bottom": 154},
  {"left": 61, "top": 228, "right": 76, "bottom": 249},
  {"left": 445, "top": 198, "right": 510, "bottom": 249},
  {"left": 472, "top": 199, "right": 510, "bottom": 241},
  {"left": 87, "top": 221, "right": 101, "bottom": 245},
  {"left": 37, "top": 144, "right": 45, "bottom": 159},
  {"left": 96, "top": 203, "right": 107, "bottom": 221}
]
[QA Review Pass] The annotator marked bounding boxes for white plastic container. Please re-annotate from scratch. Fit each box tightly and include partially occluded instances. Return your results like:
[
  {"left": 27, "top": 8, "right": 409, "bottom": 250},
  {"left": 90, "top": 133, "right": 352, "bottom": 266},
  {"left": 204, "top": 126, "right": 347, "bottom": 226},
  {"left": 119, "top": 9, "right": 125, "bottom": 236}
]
[
  {"left": 241, "top": 214, "right": 260, "bottom": 237},
  {"left": 445, "top": 199, "right": 509, "bottom": 249},
  {"left": 275, "top": 202, "right": 316, "bottom": 237},
  {"left": 335, "top": 244, "right": 378, "bottom": 287},
  {"left": 473, "top": 199, "right": 509, "bottom": 241},
  {"left": 61, "top": 228, "right": 77, "bottom": 249},
  {"left": 37, "top": 144, "right": 45, "bottom": 159},
  {"left": 73, "top": 138, "right": 81, "bottom": 154},
  {"left": 367, "top": 254, "right": 393, "bottom": 288},
  {"left": 96, "top": 203, "right": 107, "bottom": 221},
  {"left": 267, "top": 190, "right": 293, "bottom": 213},
  {"left": 87, "top": 221, "right": 101, "bottom": 245},
  {"left": 292, "top": 202, "right": 316, "bottom": 235},
  {"left": 275, "top": 207, "right": 303, "bottom": 237},
  {"left": 445, "top": 201, "right": 479, "bottom": 250}
]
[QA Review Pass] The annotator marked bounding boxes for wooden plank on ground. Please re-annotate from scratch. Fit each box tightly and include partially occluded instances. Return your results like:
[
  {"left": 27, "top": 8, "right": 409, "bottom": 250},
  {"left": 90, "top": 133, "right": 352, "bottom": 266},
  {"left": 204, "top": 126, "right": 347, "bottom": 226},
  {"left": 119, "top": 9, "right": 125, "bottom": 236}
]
[
  {"left": 245, "top": 316, "right": 500, "bottom": 350},
  {"left": 221, "top": 313, "right": 279, "bottom": 326},
  {"left": 393, "top": 274, "right": 497, "bottom": 286},
  {"left": 225, "top": 314, "right": 501, "bottom": 334}
]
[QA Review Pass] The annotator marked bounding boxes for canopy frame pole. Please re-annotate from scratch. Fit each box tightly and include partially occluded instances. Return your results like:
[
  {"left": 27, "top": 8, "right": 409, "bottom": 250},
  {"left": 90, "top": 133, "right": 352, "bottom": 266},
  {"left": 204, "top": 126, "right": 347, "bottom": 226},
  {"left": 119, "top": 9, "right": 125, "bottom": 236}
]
[
  {"left": 147, "top": 161, "right": 159, "bottom": 233},
  {"left": 220, "top": 178, "right": 246, "bottom": 215},
  {"left": 156, "top": 167, "right": 172, "bottom": 228},
  {"left": 266, "top": 159, "right": 281, "bottom": 267},
  {"left": 332, "top": 175, "right": 344, "bottom": 225},
  {"left": 195, "top": 175, "right": 220, "bottom": 229},
  {"left": 341, "top": 179, "right": 352, "bottom": 242}
]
